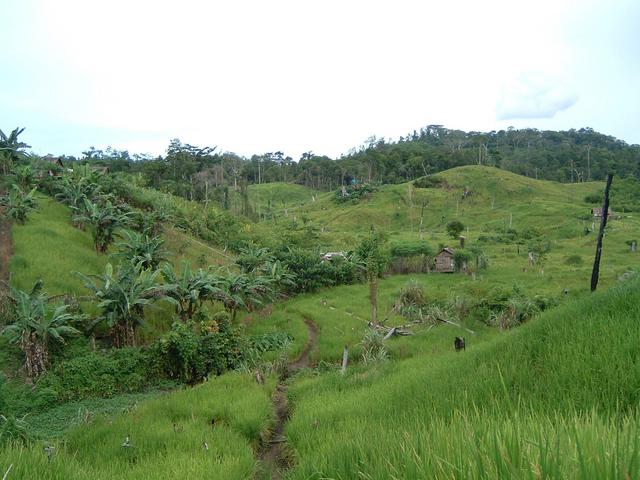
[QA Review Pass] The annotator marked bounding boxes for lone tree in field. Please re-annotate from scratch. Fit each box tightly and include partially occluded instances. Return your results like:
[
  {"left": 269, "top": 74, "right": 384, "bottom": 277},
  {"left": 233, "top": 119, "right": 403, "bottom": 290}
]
[
  {"left": 356, "top": 226, "right": 387, "bottom": 326},
  {"left": 446, "top": 220, "right": 465, "bottom": 239},
  {"left": 2, "top": 280, "right": 82, "bottom": 379}
]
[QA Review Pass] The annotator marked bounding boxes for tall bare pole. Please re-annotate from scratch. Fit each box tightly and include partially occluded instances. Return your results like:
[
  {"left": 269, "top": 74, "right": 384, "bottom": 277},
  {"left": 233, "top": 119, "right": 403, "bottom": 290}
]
[{"left": 590, "top": 173, "right": 613, "bottom": 292}]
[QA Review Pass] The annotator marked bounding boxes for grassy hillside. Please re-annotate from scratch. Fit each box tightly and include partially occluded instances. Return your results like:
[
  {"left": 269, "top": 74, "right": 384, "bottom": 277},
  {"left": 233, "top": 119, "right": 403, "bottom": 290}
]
[
  {"left": 9, "top": 194, "right": 233, "bottom": 297},
  {"left": 0, "top": 373, "right": 275, "bottom": 479},
  {"left": 283, "top": 276, "right": 640, "bottom": 479},
  {"left": 4, "top": 166, "right": 640, "bottom": 480}
]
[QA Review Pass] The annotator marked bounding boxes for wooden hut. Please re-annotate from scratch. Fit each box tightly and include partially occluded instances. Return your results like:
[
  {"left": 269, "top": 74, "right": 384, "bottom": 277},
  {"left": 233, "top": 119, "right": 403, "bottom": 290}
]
[
  {"left": 435, "top": 247, "right": 456, "bottom": 273},
  {"left": 41, "top": 155, "right": 64, "bottom": 177}
]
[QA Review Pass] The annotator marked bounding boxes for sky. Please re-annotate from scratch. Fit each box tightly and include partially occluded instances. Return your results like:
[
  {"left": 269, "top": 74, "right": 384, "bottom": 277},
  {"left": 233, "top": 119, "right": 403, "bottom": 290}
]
[{"left": 1, "top": 0, "right": 639, "bottom": 160}]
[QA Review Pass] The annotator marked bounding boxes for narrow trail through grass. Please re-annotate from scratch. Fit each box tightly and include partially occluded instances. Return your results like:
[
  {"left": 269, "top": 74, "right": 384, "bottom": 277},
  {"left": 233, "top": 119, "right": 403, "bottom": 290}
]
[{"left": 258, "top": 318, "right": 318, "bottom": 479}]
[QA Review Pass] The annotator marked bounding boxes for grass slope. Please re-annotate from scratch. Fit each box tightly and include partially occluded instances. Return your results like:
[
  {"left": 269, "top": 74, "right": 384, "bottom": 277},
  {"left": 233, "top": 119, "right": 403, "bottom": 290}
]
[
  {"left": 0, "top": 373, "right": 275, "bottom": 479},
  {"left": 9, "top": 194, "right": 233, "bottom": 297},
  {"left": 283, "top": 277, "right": 640, "bottom": 479}
]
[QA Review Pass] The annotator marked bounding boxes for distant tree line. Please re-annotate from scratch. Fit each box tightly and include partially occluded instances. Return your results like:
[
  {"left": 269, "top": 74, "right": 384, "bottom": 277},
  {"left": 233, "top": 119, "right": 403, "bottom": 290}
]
[{"left": 54, "top": 126, "right": 639, "bottom": 203}]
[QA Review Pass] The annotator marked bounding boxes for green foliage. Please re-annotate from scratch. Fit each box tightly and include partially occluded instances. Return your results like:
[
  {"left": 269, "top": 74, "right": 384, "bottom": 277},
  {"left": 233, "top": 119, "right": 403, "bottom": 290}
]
[
  {"left": 564, "top": 254, "right": 584, "bottom": 265},
  {"left": 113, "top": 230, "right": 168, "bottom": 270},
  {"left": 0, "top": 127, "right": 29, "bottom": 175},
  {"left": 584, "top": 193, "right": 601, "bottom": 204},
  {"left": 2, "top": 280, "right": 83, "bottom": 379},
  {"left": 272, "top": 247, "right": 358, "bottom": 293},
  {"left": 0, "top": 184, "right": 37, "bottom": 223},
  {"left": 389, "top": 240, "right": 433, "bottom": 258},
  {"left": 149, "top": 314, "right": 244, "bottom": 385},
  {"left": 396, "top": 280, "right": 426, "bottom": 309},
  {"left": 452, "top": 250, "right": 472, "bottom": 271},
  {"left": 413, "top": 175, "right": 445, "bottom": 188},
  {"left": 361, "top": 329, "right": 388, "bottom": 364},
  {"left": 0, "top": 413, "right": 29, "bottom": 446},
  {"left": 334, "top": 183, "right": 377, "bottom": 204},
  {"left": 354, "top": 227, "right": 388, "bottom": 277},
  {"left": 446, "top": 219, "right": 465, "bottom": 239},
  {"left": 73, "top": 198, "right": 132, "bottom": 253},
  {"left": 36, "top": 348, "right": 155, "bottom": 403},
  {"left": 77, "top": 263, "right": 173, "bottom": 347}
]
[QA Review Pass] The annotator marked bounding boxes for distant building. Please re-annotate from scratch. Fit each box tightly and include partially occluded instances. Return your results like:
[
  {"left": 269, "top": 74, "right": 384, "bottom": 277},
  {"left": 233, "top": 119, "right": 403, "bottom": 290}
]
[
  {"left": 435, "top": 247, "right": 456, "bottom": 273},
  {"left": 591, "top": 207, "right": 614, "bottom": 220},
  {"left": 42, "top": 155, "right": 64, "bottom": 177}
]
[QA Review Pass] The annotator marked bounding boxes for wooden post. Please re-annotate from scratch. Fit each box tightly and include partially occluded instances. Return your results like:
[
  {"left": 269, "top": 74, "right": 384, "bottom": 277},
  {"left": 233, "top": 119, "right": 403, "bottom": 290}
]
[
  {"left": 631, "top": 240, "right": 637, "bottom": 253},
  {"left": 590, "top": 173, "right": 613, "bottom": 292},
  {"left": 341, "top": 345, "right": 348, "bottom": 375}
]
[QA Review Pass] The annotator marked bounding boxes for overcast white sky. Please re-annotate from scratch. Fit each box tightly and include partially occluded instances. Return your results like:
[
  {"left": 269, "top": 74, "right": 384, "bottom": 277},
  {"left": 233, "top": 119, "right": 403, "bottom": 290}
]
[{"left": 1, "top": 0, "right": 639, "bottom": 159}]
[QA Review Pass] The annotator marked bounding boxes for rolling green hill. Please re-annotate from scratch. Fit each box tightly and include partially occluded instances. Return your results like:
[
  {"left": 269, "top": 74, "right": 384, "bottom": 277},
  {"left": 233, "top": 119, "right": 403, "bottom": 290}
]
[{"left": 3, "top": 166, "right": 640, "bottom": 479}]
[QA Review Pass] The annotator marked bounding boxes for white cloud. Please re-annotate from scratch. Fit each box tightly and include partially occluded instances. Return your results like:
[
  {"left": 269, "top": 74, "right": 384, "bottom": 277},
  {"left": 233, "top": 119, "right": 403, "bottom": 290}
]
[
  {"left": 1, "top": 0, "right": 638, "bottom": 156},
  {"left": 496, "top": 73, "right": 578, "bottom": 120}
]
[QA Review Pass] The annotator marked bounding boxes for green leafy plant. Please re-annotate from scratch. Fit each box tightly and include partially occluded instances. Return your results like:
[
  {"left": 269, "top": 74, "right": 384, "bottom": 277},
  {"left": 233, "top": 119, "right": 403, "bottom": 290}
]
[
  {"left": 73, "top": 197, "right": 131, "bottom": 253},
  {"left": 446, "top": 220, "right": 465, "bottom": 239},
  {"left": 114, "top": 230, "right": 169, "bottom": 270},
  {"left": 2, "top": 280, "right": 83, "bottom": 379},
  {"left": 77, "top": 263, "right": 173, "bottom": 347},
  {"left": 0, "top": 184, "right": 37, "bottom": 224}
]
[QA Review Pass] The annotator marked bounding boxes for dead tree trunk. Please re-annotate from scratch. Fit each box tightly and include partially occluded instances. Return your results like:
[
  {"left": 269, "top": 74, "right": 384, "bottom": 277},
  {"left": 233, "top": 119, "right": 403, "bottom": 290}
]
[
  {"left": 590, "top": 173, "right": 613, "bottom": 292},
  {"left": 341, "top": 345, "right": 349, "bottom": 374}
]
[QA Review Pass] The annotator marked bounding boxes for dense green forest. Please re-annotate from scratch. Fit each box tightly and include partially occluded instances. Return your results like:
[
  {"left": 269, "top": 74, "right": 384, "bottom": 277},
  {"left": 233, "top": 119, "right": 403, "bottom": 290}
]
[{"left": 60, "top": 127, "right": 640, "bottom": 203}]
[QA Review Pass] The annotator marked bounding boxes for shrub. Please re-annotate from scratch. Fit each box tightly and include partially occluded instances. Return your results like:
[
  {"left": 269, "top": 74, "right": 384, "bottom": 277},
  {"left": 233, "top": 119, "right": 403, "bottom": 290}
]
[
  {"left": 389, "top": 241, "right": 433, "bottom": 258},
  {"left": 453, "top": 251, "right": 472, "bottom": 271},
  {"left": 150, "top": 313, "right": 244, "bottom": 383},
  {"left": 446, "top": 220, "right": 465, "bottom": 239},
  {"left": 334, "top": 183, "right": 378, "bottom": 204},
  {"left": 584, "top": 192, "right": 602, "bottom": 204},
  {"left": 413, "top": 175, "right": 445, "bottom": 188},
  {"left": 37, "top": 348, "right": 153, "bottom": 402},
  {"left": 397, "top": 280, "right": 426, "bottom": 309},
  {"left": 564, "top": 254, "right": 583, "bottom": 266},
  {"left": 361, "top": 330, "right": 388, "bottom": 364},
  {"left": 0, "top": 414, "right": 29, "bottom": 447}
]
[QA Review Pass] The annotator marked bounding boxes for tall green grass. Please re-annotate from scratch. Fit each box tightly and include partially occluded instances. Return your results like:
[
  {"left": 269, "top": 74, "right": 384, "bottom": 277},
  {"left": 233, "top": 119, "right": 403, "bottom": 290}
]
[
  {"left": 0, "top": 373, "right": 274, "bottom": 479},
  {"left": 283, "top": 277, "right": 640, "bottom": 479}
]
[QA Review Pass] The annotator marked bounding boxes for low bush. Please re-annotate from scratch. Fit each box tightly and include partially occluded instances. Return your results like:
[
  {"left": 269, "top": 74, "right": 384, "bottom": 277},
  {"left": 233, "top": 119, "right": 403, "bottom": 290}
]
[
  {"left": 333, "top": 183, "right": 377, "bottom": 204},
  {"left": 413, "top": 175, "right": 445, "bottom": 188},
  {"left": 564, "top": 254, "right": 583, "bottom": 265},
  {"left": 36, "top": 348, "right": 154, "bottom": 403},
  {"left": 150, "top": 313, "right": 244, "bottom": 384}
]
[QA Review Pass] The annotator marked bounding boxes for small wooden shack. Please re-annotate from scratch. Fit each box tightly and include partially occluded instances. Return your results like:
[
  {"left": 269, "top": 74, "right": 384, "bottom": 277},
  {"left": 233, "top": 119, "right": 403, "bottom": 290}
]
[
  {"left": 435, "top": 247, "right": 456, "bottom": 273},
  {"left": 41, "top": 155, "right": 64, "bottom": 177},
  {"left": 592, "top": 207, "right": 614, "bottom": 220}
]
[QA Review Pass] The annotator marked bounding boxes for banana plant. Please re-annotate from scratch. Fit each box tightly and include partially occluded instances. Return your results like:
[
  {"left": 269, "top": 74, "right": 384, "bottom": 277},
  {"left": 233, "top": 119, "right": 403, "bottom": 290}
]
[{"left": 2, "top": 280, "right": 83, "bottom": 379}]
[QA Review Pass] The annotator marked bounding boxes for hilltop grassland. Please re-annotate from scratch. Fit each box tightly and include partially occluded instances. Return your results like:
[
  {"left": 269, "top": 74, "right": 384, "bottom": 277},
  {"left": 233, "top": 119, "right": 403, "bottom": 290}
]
[{"left": 282, "top": 277, "right": 640, "bottom": 479}]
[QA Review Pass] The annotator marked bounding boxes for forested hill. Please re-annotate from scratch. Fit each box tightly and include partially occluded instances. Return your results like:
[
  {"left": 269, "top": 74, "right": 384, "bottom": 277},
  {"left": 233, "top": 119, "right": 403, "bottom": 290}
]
[
  {"left": 62, "top": 126, "right": 639, "bottom": 200},
  {"left": 323, "top": 126, "right": 640, "bottom": 186}
]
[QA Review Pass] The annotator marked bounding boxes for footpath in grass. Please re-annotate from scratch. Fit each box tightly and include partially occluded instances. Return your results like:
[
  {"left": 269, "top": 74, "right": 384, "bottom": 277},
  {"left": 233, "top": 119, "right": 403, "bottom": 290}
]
[{"left": 282, "top": 277, "right": 640, "bottom": 479}]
